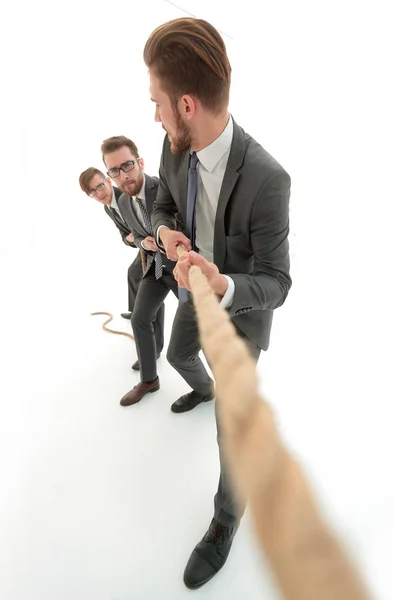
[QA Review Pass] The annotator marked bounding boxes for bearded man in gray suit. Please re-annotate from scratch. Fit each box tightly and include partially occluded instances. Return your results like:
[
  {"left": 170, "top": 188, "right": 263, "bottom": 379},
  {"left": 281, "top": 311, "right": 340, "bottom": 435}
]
[
  {"left": 144, "top": 17, "right": 292, "bottom": 590},
  {"left": 101, "top": 136, "right": 179, "bottom": 407}
]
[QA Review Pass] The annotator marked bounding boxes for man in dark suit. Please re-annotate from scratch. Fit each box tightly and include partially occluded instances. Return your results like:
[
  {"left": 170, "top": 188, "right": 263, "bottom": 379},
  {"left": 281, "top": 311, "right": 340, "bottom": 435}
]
[
  {"left": 101, "top": 136, "right": 179, "bottom": 406},
  {"left": 144, "top": 18, "right": 292, "bottom": 589},
  {"left": 79, "top": 167, "right": 164, "bottom": 370}
]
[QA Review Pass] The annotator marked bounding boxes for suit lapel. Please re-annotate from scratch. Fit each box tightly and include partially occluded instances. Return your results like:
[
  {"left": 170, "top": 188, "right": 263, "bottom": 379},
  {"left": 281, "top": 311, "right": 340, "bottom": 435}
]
[
  {"left": 105, "top": 203, "right": 123, "bottom": 228},
  {"left": 125, "top": 196, "right": 146, "bottom": 237},
  {"left": 213, "top": 120, "right": 245, "bottom": 271},
  {"left": 113, "top": 186, "right": 122, "bottom": 201},
  {"left": 111, "top": 187, "right": 128, "bottom": 228},
  {"left": 110, "top": 204, "right": 130, "bottom": 235},
  {"left": 144, "top": 174, "right": 155, "bottom": 218}
]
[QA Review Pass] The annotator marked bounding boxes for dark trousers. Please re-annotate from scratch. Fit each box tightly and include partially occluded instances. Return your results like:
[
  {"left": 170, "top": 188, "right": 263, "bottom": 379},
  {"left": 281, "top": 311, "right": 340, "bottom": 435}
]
[
  {"left": 167, "top": 299, "right": 261, "bottom": 527},
  {"left": 131, "top": 266, "right": 178, "bottom": 382},
  {"left": 127, "top": 255, "right": 142, "bottom": 313},
  {"left": 128, "top": 255, "right": 165, "bottom": 356}
]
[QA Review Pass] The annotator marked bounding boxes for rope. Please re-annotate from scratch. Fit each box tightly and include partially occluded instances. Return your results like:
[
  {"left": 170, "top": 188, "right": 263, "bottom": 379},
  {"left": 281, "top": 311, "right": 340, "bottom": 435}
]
[
  {"left": 90, "top": 250, "right": 148, "bottom": 342},
  {"left": 177, "top": 246, "right": 372, "bottom": 600},
  {"left": 90, "top": 311, "right": 134, "bottom": 341}
]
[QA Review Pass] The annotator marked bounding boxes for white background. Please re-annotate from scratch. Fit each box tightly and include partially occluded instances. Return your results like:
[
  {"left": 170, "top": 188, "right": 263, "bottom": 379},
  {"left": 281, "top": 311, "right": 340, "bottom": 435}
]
[{"left": 1, "top": 1, "right": 392, "bottom": 599}]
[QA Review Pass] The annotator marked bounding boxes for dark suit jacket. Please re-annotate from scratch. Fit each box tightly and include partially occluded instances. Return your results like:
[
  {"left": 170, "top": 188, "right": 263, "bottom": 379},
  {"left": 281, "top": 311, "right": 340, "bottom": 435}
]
[
  {"left": 151, "top": 118, "right": 292, "bottom": 350},
  {"left": 117, "top": 174, "right": 175, "bottom": 277},
  {"left": 104, "top": 186, "right": 136, "bottom": 248}
]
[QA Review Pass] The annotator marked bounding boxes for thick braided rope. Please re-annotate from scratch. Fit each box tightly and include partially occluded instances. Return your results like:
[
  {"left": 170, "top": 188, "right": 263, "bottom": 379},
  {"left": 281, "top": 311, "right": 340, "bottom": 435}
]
[{"left": 179, "top": 247, "right": 372, "bottom": 600}]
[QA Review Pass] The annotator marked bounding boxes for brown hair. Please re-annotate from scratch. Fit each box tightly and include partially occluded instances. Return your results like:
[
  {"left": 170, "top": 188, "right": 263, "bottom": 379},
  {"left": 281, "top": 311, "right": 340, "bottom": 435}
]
[
  {"left": 101, "top": 136, "right": 140, "bottom": 163},
  {"left": 144, "top": 18, "right": 231, "bottom": 113},
  {"left": 79, "top": 167, "right": 105, "bottom": 195}
]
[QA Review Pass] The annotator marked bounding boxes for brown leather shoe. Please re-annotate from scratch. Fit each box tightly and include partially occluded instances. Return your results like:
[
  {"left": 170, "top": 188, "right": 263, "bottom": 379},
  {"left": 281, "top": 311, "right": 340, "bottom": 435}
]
[{"left": 120, "top": 378, "right": 160, "bottom": 406}]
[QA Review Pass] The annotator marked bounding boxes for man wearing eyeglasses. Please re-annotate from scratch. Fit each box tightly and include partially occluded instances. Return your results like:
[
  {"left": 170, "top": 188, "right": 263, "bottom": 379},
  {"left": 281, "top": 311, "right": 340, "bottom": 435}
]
[
  {"left": 101, "top": 136, "right": 178, "bottom": 407},
  {"left": 79, "top": 166, "right": 165, "bottom": 371}
]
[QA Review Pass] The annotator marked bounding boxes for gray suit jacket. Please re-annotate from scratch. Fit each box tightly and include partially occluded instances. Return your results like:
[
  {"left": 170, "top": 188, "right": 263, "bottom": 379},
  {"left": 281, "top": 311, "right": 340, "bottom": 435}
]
[
  {"left": 118, "top": 174, "right": 175, "bottom": 277},
  {"left": 151, "top": 118, "right": 292, "bottom": 350},
  {"left": 104, "top": 186, "right": 136, "bottom": 247}
]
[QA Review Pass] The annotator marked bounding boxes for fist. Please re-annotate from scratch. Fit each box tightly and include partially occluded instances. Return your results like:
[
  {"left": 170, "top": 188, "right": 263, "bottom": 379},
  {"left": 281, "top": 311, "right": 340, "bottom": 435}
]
[
  {"left": 160, "top": 228, "right": 191, "bottom": 261},
  {"left": 143, "top": 236, "right": 159, "bottom": 252}
]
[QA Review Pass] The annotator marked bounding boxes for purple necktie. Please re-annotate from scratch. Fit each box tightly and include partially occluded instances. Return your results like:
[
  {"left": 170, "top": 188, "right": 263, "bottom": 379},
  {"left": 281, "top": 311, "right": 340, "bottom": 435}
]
[{"left": 178, "top": 151, "right": 199, "bottom": 304}]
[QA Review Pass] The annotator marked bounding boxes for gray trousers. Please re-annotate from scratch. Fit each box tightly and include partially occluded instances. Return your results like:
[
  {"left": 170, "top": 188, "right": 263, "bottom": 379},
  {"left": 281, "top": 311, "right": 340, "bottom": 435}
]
[
  {"left": 127, "top": 255, "right": 142, "bottom": 313},
  {"left": 167, "top": 299, "right": 261, "bottom": 527},
  {"left": 128, "top": 256, "right": 165, "bottom": 358},
  {"left": 131, "top": 267, "right": 178, "bottom": 382}
]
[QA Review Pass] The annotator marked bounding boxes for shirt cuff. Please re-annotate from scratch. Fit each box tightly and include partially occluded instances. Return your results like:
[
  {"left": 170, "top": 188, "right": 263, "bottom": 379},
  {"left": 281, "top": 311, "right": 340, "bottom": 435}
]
[
  {"left": 219, "top": 276, "right": 235, "bottom": 309},
  {"left": 156, "top": 225, "right": 169, "bottom": 250}
]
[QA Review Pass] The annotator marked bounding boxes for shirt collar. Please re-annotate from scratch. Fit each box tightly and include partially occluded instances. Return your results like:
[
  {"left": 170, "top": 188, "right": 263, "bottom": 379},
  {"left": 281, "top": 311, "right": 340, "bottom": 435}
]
[
  {"left": 110, "top": 188, "right": 118, "bottom": 209},
  {"left": 196, "top": 115, "right": 233, "bottom": 173}
]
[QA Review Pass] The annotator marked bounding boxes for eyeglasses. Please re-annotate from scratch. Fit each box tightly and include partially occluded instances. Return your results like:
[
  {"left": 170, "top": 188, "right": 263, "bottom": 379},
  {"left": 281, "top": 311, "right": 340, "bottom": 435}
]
[
  {"left": 107, "top": 160, "right": 137, "bottom": 179},
  {"left": 89, "top": 182, "right": 106, "bottom": 197}
]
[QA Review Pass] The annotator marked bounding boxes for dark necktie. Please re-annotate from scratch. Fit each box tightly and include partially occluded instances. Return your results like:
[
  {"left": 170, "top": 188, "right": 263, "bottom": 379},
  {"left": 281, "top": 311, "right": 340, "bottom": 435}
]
[
  {"left": 179, "top": 151, "right": 199, "bottom": 304},
  {"left": 135, "top": 197, "right": 163, "bottom": 280}
]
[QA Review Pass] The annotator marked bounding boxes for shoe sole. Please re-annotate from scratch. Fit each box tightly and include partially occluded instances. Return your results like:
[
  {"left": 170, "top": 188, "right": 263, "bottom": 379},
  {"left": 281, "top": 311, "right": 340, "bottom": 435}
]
[{"left": 184, "top": 580, "right": 211, "bottom": 590}]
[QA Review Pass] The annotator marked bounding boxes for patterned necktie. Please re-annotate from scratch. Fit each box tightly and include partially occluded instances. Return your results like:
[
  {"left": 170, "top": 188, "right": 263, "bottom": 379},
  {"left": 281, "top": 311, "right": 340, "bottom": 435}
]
[
  {"left": 179, "top": 151, "right": 199, "bottom": 304},
  {"left": 186, "top": 151, "right": 199, "bottom": 249},
  {"left": 135, "top": 197, "right": 163, "bottom": 280}
]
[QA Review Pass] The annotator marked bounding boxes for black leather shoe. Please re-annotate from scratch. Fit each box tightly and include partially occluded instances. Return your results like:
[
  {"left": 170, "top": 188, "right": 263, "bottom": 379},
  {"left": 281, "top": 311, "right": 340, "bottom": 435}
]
[
  {"left": 121, "top": 312, "right": 131, "bottom": 319},
  {"left": 183, "top": 519, "right": 238, "bottom": 589},
  {"left": 132, "top": 354, "right": 161, "bottom": 371},
  {"left": 171, "top": 390, "right": 214, "bottom": 413}
]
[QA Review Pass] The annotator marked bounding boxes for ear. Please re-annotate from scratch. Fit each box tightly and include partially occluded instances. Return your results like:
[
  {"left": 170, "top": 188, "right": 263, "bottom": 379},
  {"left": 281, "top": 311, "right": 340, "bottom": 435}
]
[
  {"left": 179, "top": 94, "right": 197, "bottom": 121},
  {"left": 138, "top": 157, "right": 145, "bottom": 170},
  {"left": 106, "top": 177, "right": 112, "bottom": 186}
]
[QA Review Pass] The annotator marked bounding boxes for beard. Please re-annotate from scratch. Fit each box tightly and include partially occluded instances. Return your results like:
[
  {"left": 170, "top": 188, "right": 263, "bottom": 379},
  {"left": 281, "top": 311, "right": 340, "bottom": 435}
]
[
  {"left": 169, "top": 106, "right": 192, "bottom": 154},
  {"left": 119, "top": 172, "right": 143, "bottom": 197}
]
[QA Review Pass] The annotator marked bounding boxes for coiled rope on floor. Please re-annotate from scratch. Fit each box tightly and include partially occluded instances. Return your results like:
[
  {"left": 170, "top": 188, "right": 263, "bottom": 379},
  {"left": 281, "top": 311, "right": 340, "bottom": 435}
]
[
  {"left": 90, "top": 311, "right": 134, "bottom": 341},
  {"left": 90, "top": 250, "right": 146, "bottom": 342}
]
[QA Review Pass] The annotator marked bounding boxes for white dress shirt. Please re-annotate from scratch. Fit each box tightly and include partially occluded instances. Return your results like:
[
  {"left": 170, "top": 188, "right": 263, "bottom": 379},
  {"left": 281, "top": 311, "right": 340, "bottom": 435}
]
[{"left": 194, "top": 115, "right": 232, "bottom": 261}]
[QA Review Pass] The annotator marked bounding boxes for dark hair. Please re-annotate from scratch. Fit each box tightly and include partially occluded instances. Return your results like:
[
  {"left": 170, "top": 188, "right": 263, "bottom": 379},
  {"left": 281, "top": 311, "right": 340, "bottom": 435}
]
[
  {"left": 144, "top": 18, "right": 231, "bottom": 113},
  {"left": 79, "top": 167, "right": 105, "bottom": 195},
  {"left": 101, "top": 136, "right": 139, "bottom": 163}
]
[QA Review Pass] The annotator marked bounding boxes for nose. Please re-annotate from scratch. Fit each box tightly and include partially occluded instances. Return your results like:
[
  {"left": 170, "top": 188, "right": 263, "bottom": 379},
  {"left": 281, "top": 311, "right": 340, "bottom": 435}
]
[
  {"left": 154, "top": 105, "right": 161, "bottom": 123},
  {"left": 119, "top": 170, "right": 129, "bottom": 182}
]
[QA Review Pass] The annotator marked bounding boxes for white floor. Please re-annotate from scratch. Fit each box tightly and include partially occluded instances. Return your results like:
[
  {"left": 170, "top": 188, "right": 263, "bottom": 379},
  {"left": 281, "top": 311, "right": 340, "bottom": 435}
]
[
  {"left": 1, "top": 182, "right": 392, "bottom": 599},
  {"left": 1, "top": 1, "right": 392, "bottom": 599}
]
